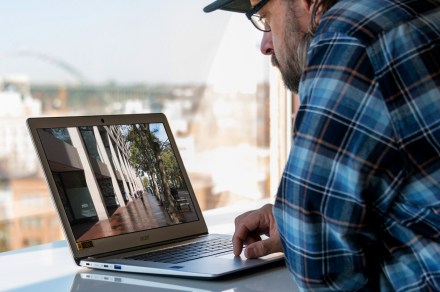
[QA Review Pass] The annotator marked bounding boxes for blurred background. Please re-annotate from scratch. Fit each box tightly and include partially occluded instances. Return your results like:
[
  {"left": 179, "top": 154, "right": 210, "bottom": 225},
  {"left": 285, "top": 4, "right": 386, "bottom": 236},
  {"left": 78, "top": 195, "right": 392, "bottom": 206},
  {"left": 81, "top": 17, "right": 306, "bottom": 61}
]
[{"left": 0, "top": 0, "right": 294, "bottom": 252}]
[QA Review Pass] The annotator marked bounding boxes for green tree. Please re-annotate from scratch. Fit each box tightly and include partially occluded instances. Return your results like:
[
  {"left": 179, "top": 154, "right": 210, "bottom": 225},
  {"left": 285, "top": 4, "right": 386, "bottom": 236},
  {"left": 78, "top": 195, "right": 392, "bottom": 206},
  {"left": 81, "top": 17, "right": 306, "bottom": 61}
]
[
  {"left": 125, "top": 124, "right": 180, "bottom": 224},
  {"left": 161, "top": 146, "right": 185, "bottom": 189}
]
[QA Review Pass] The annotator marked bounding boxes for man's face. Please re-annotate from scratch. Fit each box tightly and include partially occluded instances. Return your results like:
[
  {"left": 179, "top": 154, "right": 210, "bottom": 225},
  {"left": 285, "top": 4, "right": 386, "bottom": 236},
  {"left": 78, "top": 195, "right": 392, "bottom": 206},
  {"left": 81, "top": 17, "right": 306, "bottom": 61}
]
[{"left": 251, "top": 0, "right": 313, "bottom": 93}]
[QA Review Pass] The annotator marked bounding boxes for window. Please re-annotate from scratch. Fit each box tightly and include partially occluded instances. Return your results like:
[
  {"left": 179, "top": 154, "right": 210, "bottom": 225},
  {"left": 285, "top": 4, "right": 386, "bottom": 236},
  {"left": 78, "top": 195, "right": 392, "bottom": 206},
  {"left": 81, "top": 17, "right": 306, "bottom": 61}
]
[{"left": 0, "top": 0, "right": 292, "bottom": 252}]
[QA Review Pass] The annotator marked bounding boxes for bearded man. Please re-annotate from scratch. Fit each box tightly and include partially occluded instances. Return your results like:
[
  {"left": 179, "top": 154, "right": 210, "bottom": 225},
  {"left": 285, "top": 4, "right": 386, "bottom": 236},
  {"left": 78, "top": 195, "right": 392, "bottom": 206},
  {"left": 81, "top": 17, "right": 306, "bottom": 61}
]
[{"left": 204, "top": 0, "right": 440, "bottom": 290}]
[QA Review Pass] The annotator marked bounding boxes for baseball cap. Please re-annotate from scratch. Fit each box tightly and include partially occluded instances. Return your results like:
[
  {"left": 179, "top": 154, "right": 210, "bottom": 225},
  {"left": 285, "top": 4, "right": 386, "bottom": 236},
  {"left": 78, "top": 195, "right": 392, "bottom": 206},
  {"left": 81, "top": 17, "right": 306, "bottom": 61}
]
[{"left": 203, "top": 0, "right": 251, "bottom": 13}]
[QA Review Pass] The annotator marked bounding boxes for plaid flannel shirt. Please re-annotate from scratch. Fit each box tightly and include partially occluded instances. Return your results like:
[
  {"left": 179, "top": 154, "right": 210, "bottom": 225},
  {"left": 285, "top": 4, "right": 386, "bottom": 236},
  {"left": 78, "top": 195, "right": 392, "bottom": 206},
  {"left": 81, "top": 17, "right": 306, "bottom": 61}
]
[{"left": 274, "top": 0, "right": 440, "bottom": 290}]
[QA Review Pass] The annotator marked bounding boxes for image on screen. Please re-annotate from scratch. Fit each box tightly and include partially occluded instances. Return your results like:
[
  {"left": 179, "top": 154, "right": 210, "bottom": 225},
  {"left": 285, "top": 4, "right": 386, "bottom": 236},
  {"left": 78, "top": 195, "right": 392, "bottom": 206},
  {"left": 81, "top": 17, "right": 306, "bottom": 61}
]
[{"left": 37, "top": 123, "right": 199, "bottom": 242}]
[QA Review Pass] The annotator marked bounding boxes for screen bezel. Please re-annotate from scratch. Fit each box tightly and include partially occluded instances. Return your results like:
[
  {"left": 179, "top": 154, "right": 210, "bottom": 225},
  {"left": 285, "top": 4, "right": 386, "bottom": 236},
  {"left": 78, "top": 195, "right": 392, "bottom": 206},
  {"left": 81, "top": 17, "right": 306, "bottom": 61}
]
[{"left": 27, "top": 113, "right": 208, "bottom": 261}]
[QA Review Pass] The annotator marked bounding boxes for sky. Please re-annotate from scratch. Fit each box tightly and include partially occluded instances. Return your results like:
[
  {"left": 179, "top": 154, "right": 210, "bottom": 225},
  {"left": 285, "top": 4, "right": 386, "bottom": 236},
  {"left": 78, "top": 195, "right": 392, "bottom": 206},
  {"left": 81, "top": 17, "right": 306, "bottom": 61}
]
[
  {"left": 0, "top": 0, "right": 264, "bottom": 85},
  {"left": 150, "top": 123, "right": 168, "bottom": 143}
]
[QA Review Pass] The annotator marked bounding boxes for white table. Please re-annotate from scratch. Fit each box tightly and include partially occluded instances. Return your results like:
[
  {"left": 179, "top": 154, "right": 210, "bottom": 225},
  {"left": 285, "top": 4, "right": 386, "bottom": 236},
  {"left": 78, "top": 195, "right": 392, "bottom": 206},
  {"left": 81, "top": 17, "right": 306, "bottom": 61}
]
[{"left": 0, "top": 201, "right": 298, "bottom": 291}]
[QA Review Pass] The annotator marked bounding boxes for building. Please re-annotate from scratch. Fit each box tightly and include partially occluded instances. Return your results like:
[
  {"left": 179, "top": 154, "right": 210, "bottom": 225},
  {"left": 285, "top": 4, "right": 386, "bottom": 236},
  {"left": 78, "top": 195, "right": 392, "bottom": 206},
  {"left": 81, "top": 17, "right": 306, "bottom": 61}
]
[
  {"left": 38, "top": 123, "right": 150, "bottom": 237},
  {"left": 0, "top": 75, "right": 42, "bottom": 179},
  {"left": 9, "top": 176, "right": 63, "bottom": 250}
]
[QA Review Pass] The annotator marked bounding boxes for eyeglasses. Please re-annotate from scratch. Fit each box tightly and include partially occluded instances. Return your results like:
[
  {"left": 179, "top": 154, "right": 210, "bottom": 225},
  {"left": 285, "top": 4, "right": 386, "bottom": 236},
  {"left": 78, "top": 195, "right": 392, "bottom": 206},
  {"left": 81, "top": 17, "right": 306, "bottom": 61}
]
[{"left": 245, "top": 0, "right": 271, "bottom": 32}]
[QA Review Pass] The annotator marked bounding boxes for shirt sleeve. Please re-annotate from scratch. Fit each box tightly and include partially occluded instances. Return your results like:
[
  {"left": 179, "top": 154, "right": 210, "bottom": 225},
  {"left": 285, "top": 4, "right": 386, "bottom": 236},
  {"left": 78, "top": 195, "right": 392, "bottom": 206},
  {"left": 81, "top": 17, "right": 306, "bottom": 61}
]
[{"left": 274, "top": 32, "right": 403, "bottom": 291}]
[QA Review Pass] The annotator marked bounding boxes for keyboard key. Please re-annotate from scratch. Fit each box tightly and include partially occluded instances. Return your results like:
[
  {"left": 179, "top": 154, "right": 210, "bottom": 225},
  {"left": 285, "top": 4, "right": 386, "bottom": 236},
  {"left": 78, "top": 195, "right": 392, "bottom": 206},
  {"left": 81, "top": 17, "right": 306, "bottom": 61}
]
[{"left": 127, "top": 238, "right": 233, "bottom": 264}]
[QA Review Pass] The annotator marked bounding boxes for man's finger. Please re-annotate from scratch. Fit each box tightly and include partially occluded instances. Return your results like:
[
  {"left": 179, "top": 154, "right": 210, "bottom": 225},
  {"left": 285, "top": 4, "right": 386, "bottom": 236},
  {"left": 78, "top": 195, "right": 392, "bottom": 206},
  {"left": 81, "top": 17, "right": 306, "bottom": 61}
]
[
  {"left": 232, "top": 204, "right": 275, "bottom": 256},
  {"left": 232, "top": 224, "right": 251, "bottom": 256},
  {"left": 232, "top": 212, "right": 259, "bottom": 256},
  {"left": 243, "top": 236, "right": 282, "bottom": 259}
]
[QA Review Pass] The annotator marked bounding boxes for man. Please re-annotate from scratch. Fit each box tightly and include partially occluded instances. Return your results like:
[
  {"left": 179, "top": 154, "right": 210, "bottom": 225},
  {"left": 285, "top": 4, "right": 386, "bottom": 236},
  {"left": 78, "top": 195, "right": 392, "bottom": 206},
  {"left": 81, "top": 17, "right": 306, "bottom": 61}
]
[{"left": 204, "top": 0, "right": 440, "bottom": 290}]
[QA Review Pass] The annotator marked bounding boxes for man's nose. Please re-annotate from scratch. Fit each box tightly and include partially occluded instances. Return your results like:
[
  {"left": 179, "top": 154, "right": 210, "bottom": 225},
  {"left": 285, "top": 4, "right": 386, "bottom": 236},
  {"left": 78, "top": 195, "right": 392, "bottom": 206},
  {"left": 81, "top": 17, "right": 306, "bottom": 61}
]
[{"left": 260, "top": 32, "right": 274, "bottom": 55}]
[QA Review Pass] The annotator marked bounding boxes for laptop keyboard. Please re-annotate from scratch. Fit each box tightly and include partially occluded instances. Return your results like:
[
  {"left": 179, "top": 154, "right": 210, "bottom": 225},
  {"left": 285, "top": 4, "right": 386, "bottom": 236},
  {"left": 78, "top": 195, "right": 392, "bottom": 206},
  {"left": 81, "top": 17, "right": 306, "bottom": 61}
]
[{"left": 126, "top": 237, "right": 234, "bottom": 264}]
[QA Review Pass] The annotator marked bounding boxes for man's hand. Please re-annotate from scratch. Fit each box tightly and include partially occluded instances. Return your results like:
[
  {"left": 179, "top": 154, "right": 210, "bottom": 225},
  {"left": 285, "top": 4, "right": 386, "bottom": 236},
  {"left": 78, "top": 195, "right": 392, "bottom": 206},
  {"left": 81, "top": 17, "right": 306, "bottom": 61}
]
[{"left": 232, "top": 203, "right": 283, "bottom": 259}]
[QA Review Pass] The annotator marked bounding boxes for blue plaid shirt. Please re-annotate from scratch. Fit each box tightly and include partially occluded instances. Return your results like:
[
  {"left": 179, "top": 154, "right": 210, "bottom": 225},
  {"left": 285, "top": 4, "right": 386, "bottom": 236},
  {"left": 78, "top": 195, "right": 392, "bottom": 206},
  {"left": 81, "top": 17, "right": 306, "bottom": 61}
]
[{"left": 274, "top": 0, "right": 440, "bottom": 290}]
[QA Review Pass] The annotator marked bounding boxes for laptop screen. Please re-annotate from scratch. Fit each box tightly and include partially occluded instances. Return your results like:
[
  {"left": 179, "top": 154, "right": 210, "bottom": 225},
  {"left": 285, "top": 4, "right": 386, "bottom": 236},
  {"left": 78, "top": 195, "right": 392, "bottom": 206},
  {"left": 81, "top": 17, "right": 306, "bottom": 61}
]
[{"left": 36, "top": 122, "right": 199, "bottom": 244}]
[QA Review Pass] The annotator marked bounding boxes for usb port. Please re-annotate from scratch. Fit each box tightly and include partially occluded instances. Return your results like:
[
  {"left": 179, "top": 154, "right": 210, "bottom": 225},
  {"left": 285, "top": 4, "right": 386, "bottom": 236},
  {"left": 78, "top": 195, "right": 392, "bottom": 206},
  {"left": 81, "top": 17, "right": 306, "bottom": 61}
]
[{"left": 114, "top": 265, "right": 122, "bottom": 270}]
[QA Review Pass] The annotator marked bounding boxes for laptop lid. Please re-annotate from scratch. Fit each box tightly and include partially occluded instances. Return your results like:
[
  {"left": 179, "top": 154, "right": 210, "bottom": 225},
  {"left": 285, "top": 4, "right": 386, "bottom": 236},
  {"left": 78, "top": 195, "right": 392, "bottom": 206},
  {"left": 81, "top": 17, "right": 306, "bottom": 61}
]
[{"left": 27, "top": 113, "right": 208, "bottom": 264}]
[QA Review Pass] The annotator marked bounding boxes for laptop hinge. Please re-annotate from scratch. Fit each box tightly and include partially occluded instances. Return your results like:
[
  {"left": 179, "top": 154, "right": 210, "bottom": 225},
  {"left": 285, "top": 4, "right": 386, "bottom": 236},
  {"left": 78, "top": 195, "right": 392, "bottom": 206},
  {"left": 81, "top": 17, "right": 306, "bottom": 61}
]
[{"left": 84, "top": 233, "right": 209, "bottom": 260}]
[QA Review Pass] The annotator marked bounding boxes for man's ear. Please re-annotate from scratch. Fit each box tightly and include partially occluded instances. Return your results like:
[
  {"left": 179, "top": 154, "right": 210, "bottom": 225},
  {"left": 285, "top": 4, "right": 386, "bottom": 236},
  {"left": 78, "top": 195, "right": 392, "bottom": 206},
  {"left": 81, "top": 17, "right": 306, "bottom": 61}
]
[
  {"left": 288, "top": 0, "right": 316, "bottom": 30},
  {"left": 296, "top": 0, "right": 318, "bottom": 14},
  {"left": 309, "top": 0, "right": 325, "bottom": 32}
]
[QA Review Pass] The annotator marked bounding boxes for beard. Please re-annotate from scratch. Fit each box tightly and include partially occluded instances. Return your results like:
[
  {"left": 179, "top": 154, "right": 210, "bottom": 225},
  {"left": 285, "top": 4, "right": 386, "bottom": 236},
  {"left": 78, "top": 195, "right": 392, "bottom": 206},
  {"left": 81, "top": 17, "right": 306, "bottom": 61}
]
[{"left": 271, "top": 11, "right": 315, "bottom": 93}]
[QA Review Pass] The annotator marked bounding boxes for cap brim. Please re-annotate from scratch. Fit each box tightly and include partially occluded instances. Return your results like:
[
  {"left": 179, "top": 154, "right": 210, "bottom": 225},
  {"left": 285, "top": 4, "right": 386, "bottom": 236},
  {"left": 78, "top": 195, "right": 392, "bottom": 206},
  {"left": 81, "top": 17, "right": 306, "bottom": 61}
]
[{"left": 203, "top": 0, "right": 251, "bottom": 13}]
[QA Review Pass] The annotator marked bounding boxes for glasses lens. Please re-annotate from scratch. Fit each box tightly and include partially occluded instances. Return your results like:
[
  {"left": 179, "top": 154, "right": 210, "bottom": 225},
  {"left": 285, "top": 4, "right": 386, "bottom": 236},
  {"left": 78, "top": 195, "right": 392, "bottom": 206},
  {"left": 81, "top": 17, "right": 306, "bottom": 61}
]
[{"left": 251, "top": 14, "right": 270, "bottom": 32}]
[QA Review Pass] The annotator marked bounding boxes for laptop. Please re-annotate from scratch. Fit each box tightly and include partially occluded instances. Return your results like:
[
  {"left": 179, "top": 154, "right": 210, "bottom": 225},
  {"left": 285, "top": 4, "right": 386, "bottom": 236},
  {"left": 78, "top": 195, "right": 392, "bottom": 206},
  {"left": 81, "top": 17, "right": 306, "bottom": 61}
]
[{"left": 27, "top": 113, "right": 283, "bottom": 278}]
